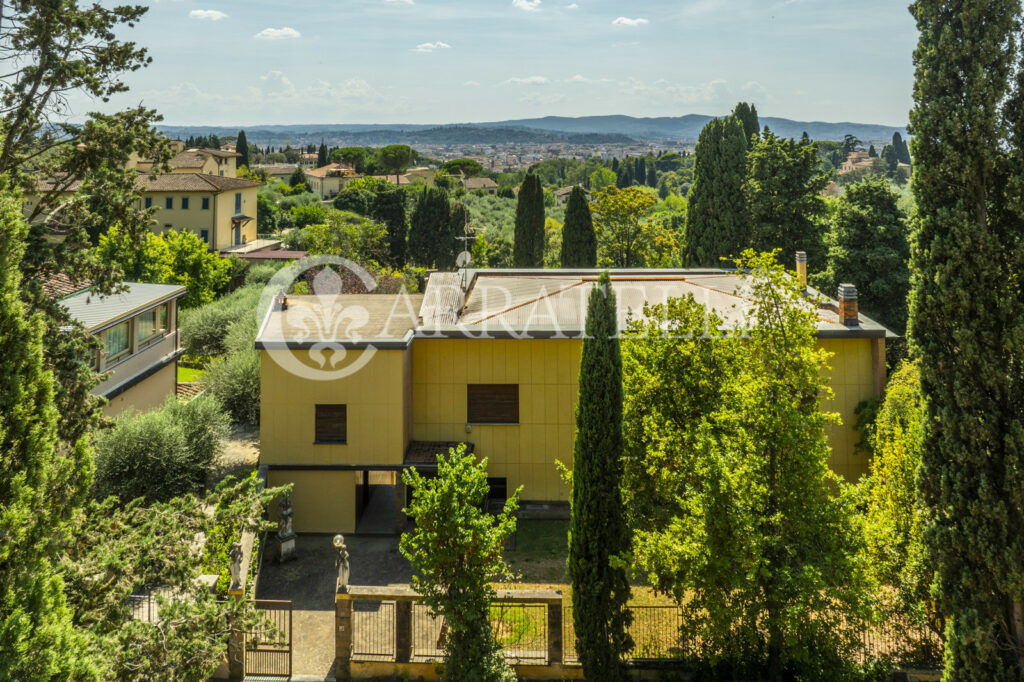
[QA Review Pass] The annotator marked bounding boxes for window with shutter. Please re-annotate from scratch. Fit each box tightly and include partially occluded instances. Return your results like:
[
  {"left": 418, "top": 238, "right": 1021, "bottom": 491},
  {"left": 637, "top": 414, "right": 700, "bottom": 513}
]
[
  {"left": 315, "top": 404, "right": 347, "bottom": 443},
  {"left": 467, "top": 384, "right": 519, "bottom": 424}
]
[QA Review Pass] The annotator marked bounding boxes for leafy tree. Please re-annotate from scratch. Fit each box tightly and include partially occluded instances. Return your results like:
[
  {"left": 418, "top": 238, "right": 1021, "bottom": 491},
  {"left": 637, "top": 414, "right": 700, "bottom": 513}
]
[
  {"left": 442, "top": 158, "right": 485, "bottom": 177},
  {"left": 291, "top": 203, "right": 329, "bottom": 229},
  {"left": 842, "top": 134, "right": 862, "bottom": 155},
  {"left": 409, "top": 186, "right": 454, "bottom": 268},
  {"left": 732, "top": 101, "right": 761, "bottom": 142},
  {"left": 299, "top": 211, "right": 389, "bottom": 265},
  {"left": 379, "top": 144, "right": 414, "bottom": 182},
  {"left": 591, "top": 186, "right": 659, "bottom": 268},
  {"left": 589, "top": 167, "right": 617, "bottom": 191},
  {"left": 623, "top": 252, "right": 871, "bottom": 679},
  {"left": 332, "top": 147, "right": 368, "bottom": 172},
  {"left": 816, "top": 178, "right": 910, "bottom": 333},
  {"left": 256, "top": 192, "right": 280, "bottom": 234},
  {"left": 317, "top": 142, "right": 328, "bottom": 168},
  {"left": 204, "top": 349, "right": 261, "bottom": 425},
  {"left": 333, "top": 188, "right": 374, "bottom": 216},
  {"left": 685, "top": 116, "right": 749, "bottom": 266},
  {"left": 567, "top": 272, "right": 632, "bottom": 680},
  {"left": 513, "top": 174, "right": 545, "bottom": 267},
  {"left": 560, "top": 186, "right": 597, "bottom": 267},
  {"left": 907, "top": 0, "right": 1024, "bottom": 677},
  {"left": 288, "top": 166, "right": 306, "bottom": 188},
  {"left": 0, "top": 183, "right": 98, "bottom": 679},
  {"left": 371, "top": 186, "right": 409, "bottom": 267},
  {"left": 236, "top": 130, "right": 250, "bottom": 170},
  {"left": 745, "top": 130, "right": 830, "bottom": 264},
  {"left": 400, "top": 445, "right": 520, "bottom": 682}
]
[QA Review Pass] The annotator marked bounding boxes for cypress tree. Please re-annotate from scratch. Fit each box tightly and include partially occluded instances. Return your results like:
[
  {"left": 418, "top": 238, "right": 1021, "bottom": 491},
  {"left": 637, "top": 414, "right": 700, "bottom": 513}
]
[
  {"left": 732, "top": 101, "right": 760, "bottom": 143},
  {"left": 645, "top": 161, "right": 657, "bottom": 187},
  {"left": 892, "top": 132, "right": 911, "bottom": 166},
  {"left": 513, "top": 174, "right": 544, "bottom": 267},
  {"left": 868, "top": 143, "right": 877, "bottom": 158},
  {"left": 560, "top": 186, "right": 597, "bottom": 267},
  {"left": 0, "top": 185, "right": 96, "bottom": 678},
  {"left": 371, "top": 187, "right": 408, "bottom": 267},
  {"left": 409, "top": 186, "right": 452, "bottom": 268},
  {"left": 236, "top": 130, "right": 250, "bottom": 169},
  {"left": 684, "top": 116, "right": 749, "bottom": 266},
  {"left": 568, "top": 272, "right": 632, "bottom": 681},
  {"left": 908, "top": 0, "right": 1024, "bottom": 677},
  {"left": 447, "top": 201, "right": 470, "bottom": 270},
  {"left": 317, "top": 142, "right": 328, "bottom": 168}
]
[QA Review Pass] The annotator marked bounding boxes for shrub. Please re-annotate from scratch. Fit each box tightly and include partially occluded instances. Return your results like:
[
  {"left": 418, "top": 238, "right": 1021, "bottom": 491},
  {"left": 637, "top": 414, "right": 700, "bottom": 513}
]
[
  {"left": 279, "top": 192, "right": 321, "bottom": 212},
  {"left": 244, "top": 263, "right": 282, "bottom": 286},
  {"left": 93, "top": 395, "right": 230, "bottom": 502},
  {"left": 179, "top": 284, "right": 262, "bottom": 357},
  {"left": 204, "top": 349, "right": 261, "bottom": 425},
  {"left": 333, "top": 188, "right": 373, "bottom": 216},
  {"left": 224, "top": 313, "right": 260, "bottom": 356},
  {"left": 291, "top": 202, "right": 329, "bottom": 228}
]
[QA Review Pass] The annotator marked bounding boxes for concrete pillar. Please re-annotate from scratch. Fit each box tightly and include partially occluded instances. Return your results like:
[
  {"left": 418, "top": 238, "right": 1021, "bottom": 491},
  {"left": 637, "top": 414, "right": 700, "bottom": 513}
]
[
  {"left": 395, "top": 599, "right": 413, "bottom": 663},
  {"left": 336, "top": 594, "right": 352, "bottom": 681},
  {"left": 227, "top": 589, "right": 244, "bottom": 680},
  {"left": 547, "top": 602, "right": 563, "bottom": 665}
]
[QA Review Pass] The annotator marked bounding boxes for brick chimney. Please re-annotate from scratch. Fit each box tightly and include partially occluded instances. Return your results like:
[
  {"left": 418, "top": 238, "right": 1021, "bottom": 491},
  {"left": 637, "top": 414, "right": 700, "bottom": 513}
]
[
  {"left": 838, "top": 284, "right": 859, "bottom": 326},
  {"left": 795, "top": 251, "right": 808, "bottom": 288}
]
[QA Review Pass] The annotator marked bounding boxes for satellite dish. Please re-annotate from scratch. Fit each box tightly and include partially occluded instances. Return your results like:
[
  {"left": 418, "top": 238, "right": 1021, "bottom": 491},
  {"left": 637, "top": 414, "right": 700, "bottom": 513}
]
[{"left": 456, "top": 251, "right": 472, "bottom": 268}]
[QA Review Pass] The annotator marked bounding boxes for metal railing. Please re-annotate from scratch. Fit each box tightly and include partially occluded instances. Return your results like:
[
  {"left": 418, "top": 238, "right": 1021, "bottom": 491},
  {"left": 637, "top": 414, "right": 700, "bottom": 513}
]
[
  {"left": 491, "top": 603, "right": 549, "bottom": 664},
  {"left": 563, "top": 605, "right": 685, "bottom": 663},
  {"left": 353, "top": 600, "right": 396, "bottom": 661}
]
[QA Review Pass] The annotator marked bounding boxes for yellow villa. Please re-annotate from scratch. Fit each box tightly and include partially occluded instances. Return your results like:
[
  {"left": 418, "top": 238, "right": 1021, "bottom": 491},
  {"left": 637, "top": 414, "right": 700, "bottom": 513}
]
[{"left": 257, "top": 265, "right": 891, "bottom": 534}]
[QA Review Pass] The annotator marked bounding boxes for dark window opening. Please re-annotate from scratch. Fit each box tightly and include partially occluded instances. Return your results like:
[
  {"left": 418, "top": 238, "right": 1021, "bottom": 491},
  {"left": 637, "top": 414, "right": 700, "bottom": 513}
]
[
  {"left": 467, "top": 384, "right": 519, "bottom": 424},
  {"left": 315, "top": 404, "right": 347, "bottom": 443}
]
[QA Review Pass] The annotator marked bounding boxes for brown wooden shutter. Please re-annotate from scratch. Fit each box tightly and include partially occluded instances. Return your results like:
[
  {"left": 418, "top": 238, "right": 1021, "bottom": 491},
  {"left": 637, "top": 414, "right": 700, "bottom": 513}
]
[
  {"left": 467, "top": 384, "right": 519, "bottom": 424},
  {"left": 315, "top": 404, "right": 347, "bottom": 443}
]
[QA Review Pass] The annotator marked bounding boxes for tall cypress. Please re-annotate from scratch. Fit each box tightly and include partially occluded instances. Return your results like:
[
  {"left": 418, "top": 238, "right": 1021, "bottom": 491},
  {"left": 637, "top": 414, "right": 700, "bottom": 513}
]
[
  {"left": 513, "top": 174, "right": 544, "bottom": 267},
  {"left": 908, "top": 0, "right": 1024, "bottom": 677},
  {"left": 732, "top": 101, "right": 760, "bottom": 143},
  {"left": 560, "top": 186, "right": 597, "bottom": 267},
  {"left": 0, "top": 185, "right": 95, "bottom": 678},
  {"left": 568, "top": 272, "right": 632, "bottom": 681},
  {"left": 892, "top": 131, "right": 912, "bottom": 166},
  {"left": 409, "top": 186, "right": 452, "bottom": 268},
  {"left": 371, "top": 186, "right": 408, "bottom": 267},
  {"left": 684, "top": 116, "right": 749, "bottom": 266},
  {"left": 317, "top": 142, "right": 328, "bottom": 168},
  {"left": 236, "top": 130, "right": 250, "bottom": 169}
]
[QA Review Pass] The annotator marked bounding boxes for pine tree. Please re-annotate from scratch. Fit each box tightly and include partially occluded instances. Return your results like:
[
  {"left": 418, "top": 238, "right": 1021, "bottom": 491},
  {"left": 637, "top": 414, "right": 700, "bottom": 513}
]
[
  {"left": 868, "top": 143, "right": 877, "bottom": 158},
  {"left": 908, "top": 0, "right": 1024, "bottom": 677},
  {"left": 513, "top": 174, "right": 544, "bottom": 267},
  {"left": 317, "top": 141, "right": 328, "bottom": 168},
  {"left": 0, "top": 185, "right": 96, "bottom": 679},
  {"left": 371, "top": 187, "right": 408, "bottom": 267},
  {"left": 560, "top": 186, "right": 597, "bottom": 267},
  {"left": 236, "top": 130, "right": 250, "bottom": 169},
  {"left": 685, "top": 116, "right": 749, "bottom": 266},
  {"left": 800, "top": 131, "right": 810, "bottom": 145},
  {"left": 568, "top": 272, "right": 632, "bottom": 681},
  {"left": 732, "top": 101, "right": 761, "bottom": 143}
]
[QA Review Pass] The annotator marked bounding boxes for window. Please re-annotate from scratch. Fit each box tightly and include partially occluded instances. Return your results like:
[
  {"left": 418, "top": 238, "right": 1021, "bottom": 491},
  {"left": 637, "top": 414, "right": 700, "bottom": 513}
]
[
  {"left": 165, "top": 197, "right": 173, "bottom": 209},
  {"left": 144, "top": 197, "right": 152, "bottom": 209},
  {"left": 136, "top": 304, "right": 166, "bottom": 345},
  {"left": 315, "top": 405, "right": 347, "bottom": 443},
  {"left": 181, "top": 197, "right": 189, "bottom": 209},
  {"left": 467, "top": 384, "right": 519, "bottom": 424},
  {"left": 200, "top": 229, "right": 209, "bottom": 244},
  {"left": 105, "top": 321, "right": 130, "bottom": 363},
  {"left": 234, "top": 192, "right": 242, "bottom": 213},
  {"left": 201, "top": 197, "right": 210, "bottom": 210}
]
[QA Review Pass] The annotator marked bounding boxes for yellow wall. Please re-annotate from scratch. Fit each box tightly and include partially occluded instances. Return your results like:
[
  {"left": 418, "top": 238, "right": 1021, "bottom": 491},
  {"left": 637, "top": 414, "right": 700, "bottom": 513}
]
[
  {"left": 819, "top": 337, "right": 880, "bottom": 481},
  {"left": 102, "top": 362, "right": 177, "bottom": 418},
  {"left": 268, "top": 469, "right": 356, "bottom": 534},
  {"left": 145, "top": 186, "right": 257, "bottom": 250},
  {"left": 260, "top": 349, "right": 411, "bottom": 468},
  {"left": 412, "top": 339, "right": 582, "bottom": 502}
]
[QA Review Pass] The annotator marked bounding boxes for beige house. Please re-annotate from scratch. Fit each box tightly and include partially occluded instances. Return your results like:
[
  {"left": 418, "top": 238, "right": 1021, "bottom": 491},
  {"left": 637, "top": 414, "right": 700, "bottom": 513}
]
[
  {"left": 305, "top": 163, "right": 358, "bottom": 199},
  {"left": 461, "top": 177, "right": 499, "bottom": 194},
  {"left": 132, "top": 147, "right": 241, "bottom": 177},
  {"left": 54, "top": 277, "right": 187, "bottom": 417},
  {"left": 553, "top": 185, "right": 589, "bottom": 207}
]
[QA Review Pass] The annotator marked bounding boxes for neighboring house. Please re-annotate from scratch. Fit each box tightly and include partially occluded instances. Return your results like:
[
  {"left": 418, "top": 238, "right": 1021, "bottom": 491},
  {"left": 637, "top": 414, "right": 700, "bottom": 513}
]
[
  {"left": 132, "top": 147, "right": 241, "bottom": 177},
  {"left": 55, "top": 278, "right": 187, "bottom": 417},
  {"left": 259, "top": 165, "right": 300, "bottom": 183},
  {"left": 840, "top": 151, "right": 874, "bottom": 174},
  {"left": 33, "top": 174, "right": 261, "bottom": 251},
  {"left": 553, "top": 185, "right": 589, "bottom": 207},
  {"left": 461, "top": 177, "right": 499, "bottom": 194},
  {"left": 369, "top": 174, "right": 414, "bottom": 187},
  {"left": 257, "top": 266, "right": 891, "bottom": 533},
  {"left": 404, "top": 167, "right": 436, "bottom": 185},
  {"left": 304, "top": 163, "right": 358, "bottom": 199}
]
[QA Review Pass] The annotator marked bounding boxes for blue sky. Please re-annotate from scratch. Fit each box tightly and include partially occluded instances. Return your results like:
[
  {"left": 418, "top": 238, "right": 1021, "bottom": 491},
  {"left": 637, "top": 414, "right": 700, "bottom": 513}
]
[{"left": 87, "top": 0, "right": 919, "bottom": 127}]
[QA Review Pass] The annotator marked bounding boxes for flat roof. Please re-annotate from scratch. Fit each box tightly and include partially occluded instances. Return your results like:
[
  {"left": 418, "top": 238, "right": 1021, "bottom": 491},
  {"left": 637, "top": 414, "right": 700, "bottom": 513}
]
[
  {"left": 61, "top": 282, "right": 187, "bottom": 332},
  {"left": 256, "top": 294, "right": 424, "bottom": 349}
]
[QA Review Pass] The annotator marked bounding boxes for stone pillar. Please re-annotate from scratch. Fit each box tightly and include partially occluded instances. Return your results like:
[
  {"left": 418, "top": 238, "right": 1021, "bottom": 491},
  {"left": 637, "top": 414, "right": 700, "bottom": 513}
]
[
  {"left": 395, "top": 599, "right": 413, "bottom": 663},
  {"left": 227, "top": 589, "right": 245, "bottom": 680},
  {"left": 336, "top": 594, "right": 353, "bottom": 681},
  {"left": 547, "top": 601, "right": 563, "bottom": 665}
]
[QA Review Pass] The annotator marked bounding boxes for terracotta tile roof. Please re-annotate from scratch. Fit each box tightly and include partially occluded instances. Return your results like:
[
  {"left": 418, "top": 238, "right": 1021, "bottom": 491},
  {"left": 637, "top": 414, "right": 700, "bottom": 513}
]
[
  {"left": 41, "top": 272, "right": 92, "bottom": 299},
  {"left": 554, "top": 184, "right": 587, "bottom": 196},
  {"left": 304, "top": 163, "right": 356, "bottom": 179},
  {"left": 176, "top": 382, "right": 204, "bottom": 401},
  {"left": 461, "top": 177, "right": 498, "bottom": 190},
  {"left": 369, "top": 174, "right": 413, "bottom": 186},
  {"left": 37, "top": 172, "right": 261, "bottom": 194},
  {"left": 168, "top": 150, "right": 209, "bottom": 169}
]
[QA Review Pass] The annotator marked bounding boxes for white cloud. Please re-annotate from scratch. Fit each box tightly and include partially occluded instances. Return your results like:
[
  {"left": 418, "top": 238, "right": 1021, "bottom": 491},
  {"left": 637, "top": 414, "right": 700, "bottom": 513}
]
[
  {"left": 189, "top": 9, "right": 228, "bottom": 20},
  {"left": 519, "top": 92, "right": 566, "bottom": 105},
  {"left": 412, "top": 41, "right": 452, "bottom": 52},
  {"left": 463, "top": 81, "right": 481, "bottom": 87},
  {"left": 254, "top": 27, "right": 301, "bottom": 41},
  {"left": 567, "top": 74, "right": 611, "bottom": 84},
  {"left": 566, "top": 2, "right": 579, "bottom": 7},
  {"left": 384, "top": 0, "right": 414, "bottom": 4},
  {"left": 612, "top": 16, "right": 649, "bottom": 26},
  {"left": 503, "top": 75, "right": 550, "bottom": 85},
  {"left": 742, "top": 81, "right": 767, "bottom": 99},
  {"left": 259, "top": 70, "right": 294, "bottom": 90},
  {"left": 512, "top": 0, "right": 542, "bottom": 11}
]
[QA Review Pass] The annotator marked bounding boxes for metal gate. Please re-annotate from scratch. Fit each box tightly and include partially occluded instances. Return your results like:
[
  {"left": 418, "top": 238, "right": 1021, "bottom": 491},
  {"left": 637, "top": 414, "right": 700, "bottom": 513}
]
[{"left": 244, "top": 599, "right": 292, "bottom": 678}]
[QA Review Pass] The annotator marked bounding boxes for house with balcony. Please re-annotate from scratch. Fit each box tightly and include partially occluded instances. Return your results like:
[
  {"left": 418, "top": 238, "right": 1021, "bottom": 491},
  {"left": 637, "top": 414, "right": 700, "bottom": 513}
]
[
  {"left": 54, "top": 277, "right": 187, "bottom": 417},
  {"left": 256, "top": 264, "right": 891, "bottom": 534}
]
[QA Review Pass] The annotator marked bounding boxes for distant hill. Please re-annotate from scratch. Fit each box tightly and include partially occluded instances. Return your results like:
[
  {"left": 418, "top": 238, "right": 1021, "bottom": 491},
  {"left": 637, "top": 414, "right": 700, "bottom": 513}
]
[{"left": 158, "top": 114, "right": 907, "bottom": 146}]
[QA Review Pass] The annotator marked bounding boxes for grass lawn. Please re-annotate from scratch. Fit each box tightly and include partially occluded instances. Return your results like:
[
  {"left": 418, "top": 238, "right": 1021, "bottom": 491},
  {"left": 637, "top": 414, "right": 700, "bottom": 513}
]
[{"left": 177, "top": 365, "right": 207, "bottom": 383}]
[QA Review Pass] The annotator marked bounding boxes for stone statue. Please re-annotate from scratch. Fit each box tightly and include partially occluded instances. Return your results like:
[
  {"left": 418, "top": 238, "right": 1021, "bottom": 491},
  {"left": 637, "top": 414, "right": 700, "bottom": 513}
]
[
  {"left": 334, "top": 534, "right": 350, "bottom": 593},
  {"left": 277, "top": 495, "right": 294, "bottom": 539},
  {"left": 228, "top": 541, "right": 243, "bottom": 591}
]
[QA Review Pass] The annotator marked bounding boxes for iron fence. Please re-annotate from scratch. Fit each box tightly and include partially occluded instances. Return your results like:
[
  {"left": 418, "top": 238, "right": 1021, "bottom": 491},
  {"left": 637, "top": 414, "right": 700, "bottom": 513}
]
[
  {"left": 563, "top": 605, "right": 685, "bottom": 663},
  {"left": 244, "top": 599, "right": 291, "bottom": 678},
  {"left": 411, "top": 602, "right": 445, "bottom": 661},
  {"left": 352, "top": 600, "right": 396, "bottom": 661},
  {"left": 491, "top": 603, "right": 549, "bottom": 663}
]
